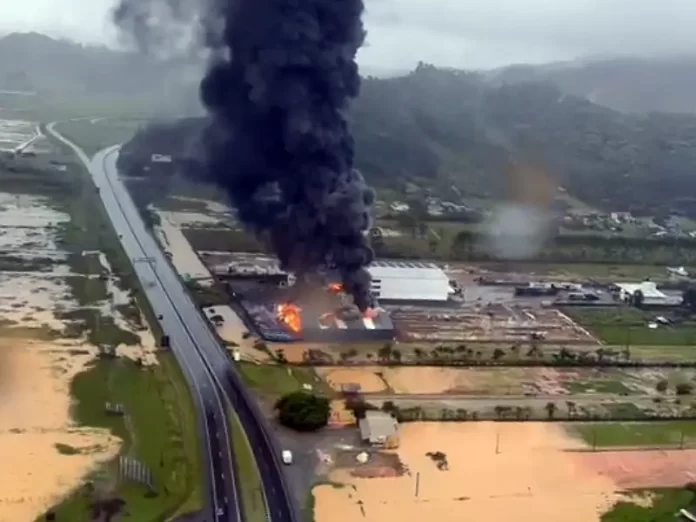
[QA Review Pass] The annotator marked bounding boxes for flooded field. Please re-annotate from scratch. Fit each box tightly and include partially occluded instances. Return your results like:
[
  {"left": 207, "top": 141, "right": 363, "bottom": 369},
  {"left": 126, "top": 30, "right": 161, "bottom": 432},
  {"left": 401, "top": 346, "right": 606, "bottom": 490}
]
[
  {"left": 313, "top": 422, "right": 622, "bottom": 522},
  {"left": 0, "top": 119, "right": 48, "bottom": 153},
  {"left": 0, "top": 192, "right": 155, "bottom": 520}
]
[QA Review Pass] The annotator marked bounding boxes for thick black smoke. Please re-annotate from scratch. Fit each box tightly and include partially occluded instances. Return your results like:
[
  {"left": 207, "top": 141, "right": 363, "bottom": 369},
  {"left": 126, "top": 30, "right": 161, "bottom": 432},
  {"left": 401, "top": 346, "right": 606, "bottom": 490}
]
[
  {"left": 114, "top": 0, "right": 376, "bottom": 311},
  {"left": 112, "top": 0, "right": 204, "bottom": 58}
]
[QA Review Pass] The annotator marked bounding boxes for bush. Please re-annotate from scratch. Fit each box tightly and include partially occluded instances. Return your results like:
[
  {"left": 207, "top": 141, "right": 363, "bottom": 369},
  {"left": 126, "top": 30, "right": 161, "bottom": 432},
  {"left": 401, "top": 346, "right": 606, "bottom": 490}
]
[
  {"left": 656, "top": 379, "right": 669, "bottom": 393},
  {"left": 676, "top": 382, "right": 694, "bottom": 396},
  {"left": 345, "top": 397, "right": 378, "bottom": 420},
  {"left": 274, "top": 391, "right": 330, "bottom": 432}
]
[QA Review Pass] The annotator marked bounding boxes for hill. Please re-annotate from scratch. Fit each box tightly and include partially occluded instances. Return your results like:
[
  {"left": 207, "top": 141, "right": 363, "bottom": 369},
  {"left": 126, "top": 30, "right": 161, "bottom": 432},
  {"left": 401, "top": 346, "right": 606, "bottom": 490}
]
[
  {"left": 0, "top": 32, "right": 201, "bottom": 117},
  {"left": 120, "top": 63, "right": 696, "bottom": 218},
  {"left": 489, "top": 55, "right": 696, "bottom": 114},
  {"left": 9, "top": 32, "right": 688, "bottom": 217}
]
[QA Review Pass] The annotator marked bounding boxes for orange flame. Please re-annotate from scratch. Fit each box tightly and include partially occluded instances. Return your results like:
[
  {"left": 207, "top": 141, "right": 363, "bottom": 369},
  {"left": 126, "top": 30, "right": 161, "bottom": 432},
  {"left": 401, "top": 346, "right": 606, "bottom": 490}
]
[
  {"left": 328, "top": 283, "right": 342, "bottom": 293},
  {"left": 276, "top": 303, "right": 302, "bottom": 332},
  {"left": 363, "top": 307, "right": 377, "bottom": 319}
]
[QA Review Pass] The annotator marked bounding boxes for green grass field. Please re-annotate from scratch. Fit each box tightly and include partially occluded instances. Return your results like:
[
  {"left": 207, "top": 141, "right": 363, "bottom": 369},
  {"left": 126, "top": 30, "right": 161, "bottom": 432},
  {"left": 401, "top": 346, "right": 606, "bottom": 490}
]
[
  {"left": 629, "top": 345, "right": 696, "bottom": 362},
  {"left": 564, "top": 307, "right": 696, "bottom": 346},
  {"left": 227, "top": 406, "right": 268, "bottom": 522},
  {"left": 237, "top": 362, "right": 332, "bottom": 397},
  {"left": 519, "top": 263, "right": 676, "bottom": 281},
  {"left": 39, "top": 355, "right": 202, "bottom": 521},
  {"left": 571, "top": 422, "right": 696, "bottom": 448},
  {"left": 601, "top": 489, "right": 693, "bottom": 522},
  {"left": 55, "top": 119, "right": 143, "bottom": 157}
]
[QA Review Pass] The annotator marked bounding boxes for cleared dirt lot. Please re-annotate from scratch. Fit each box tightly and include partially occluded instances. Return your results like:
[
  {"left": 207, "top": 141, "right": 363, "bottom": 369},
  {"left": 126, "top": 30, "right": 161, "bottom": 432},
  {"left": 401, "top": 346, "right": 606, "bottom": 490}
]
[
  {"left": 390, "top": 303, "right": 596, "bottom": 344},
  {"left": 313, "top": 422, "right": 621, "bottom": 522}
]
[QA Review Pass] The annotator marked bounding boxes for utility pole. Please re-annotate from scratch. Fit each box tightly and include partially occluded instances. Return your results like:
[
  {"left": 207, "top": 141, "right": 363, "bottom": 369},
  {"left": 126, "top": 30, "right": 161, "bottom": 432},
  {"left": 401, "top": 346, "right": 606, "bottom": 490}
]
[
  {"left": 495, "top": 432, "right": 500, "bottom": 454},
  {"left": 592, "top": 429, "right": 597, "bottom": 451},
  {"left": 415, "top": 472, "right": 420, "bottom": 497}
]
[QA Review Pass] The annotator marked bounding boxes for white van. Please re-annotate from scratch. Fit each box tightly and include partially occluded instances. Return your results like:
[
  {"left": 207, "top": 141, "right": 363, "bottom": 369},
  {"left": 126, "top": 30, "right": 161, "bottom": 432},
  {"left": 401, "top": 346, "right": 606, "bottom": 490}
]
[{"left": 281, "top": 450, "right": 293, "bottom": 465}]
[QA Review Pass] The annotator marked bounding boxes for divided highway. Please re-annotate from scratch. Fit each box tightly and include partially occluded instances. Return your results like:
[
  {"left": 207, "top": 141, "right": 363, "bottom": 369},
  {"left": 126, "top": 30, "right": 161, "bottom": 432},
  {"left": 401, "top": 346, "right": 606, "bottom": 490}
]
[
  {"left": 46, "top": 124, "right": 240, "bottom": 522},
  {"left": 93, "top": 148, "right": 302, "bottom": 522},
  {"left": 92, "top": 148, "right": 301, "bottom": 522}
]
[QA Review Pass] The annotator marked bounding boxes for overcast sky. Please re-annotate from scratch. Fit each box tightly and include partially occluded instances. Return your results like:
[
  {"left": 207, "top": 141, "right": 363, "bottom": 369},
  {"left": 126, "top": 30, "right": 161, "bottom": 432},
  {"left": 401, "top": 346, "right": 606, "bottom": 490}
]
[{"left": 2, "top": 0, "right": 696, "bottom": 71}]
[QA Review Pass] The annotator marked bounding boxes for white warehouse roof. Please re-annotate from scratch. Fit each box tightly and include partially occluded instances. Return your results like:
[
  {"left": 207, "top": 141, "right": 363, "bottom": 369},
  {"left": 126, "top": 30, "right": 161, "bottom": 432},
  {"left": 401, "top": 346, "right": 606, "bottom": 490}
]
[
  {"left": 615, "top": 281, "right": 666, "bottom": 300},
  {"left": 368, "top": 260, "right": 452, "bottom": 302}
]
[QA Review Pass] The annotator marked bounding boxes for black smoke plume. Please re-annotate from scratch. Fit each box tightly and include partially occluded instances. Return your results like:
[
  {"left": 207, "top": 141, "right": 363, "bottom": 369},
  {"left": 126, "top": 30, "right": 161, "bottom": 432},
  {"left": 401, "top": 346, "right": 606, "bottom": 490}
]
[{"left": 113, "top": 0, "right": 375, "bottom": 311}]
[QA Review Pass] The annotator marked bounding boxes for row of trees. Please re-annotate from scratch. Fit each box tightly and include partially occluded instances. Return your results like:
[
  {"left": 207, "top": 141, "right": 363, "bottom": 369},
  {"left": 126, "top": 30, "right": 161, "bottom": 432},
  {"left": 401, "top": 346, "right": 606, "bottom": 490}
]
[
  {"left": 273, "top": 388, "right": 696, "bottom": 432},
  {"left": 298, "top": 343, "right": 640, "bottom": 366}
]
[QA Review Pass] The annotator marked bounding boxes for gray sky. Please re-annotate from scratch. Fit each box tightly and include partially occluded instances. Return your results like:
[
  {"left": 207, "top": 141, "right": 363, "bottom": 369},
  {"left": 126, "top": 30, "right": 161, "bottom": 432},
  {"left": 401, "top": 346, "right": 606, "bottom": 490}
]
[{"left": 2, "top": 0, "right": 696, "bottom": 71}]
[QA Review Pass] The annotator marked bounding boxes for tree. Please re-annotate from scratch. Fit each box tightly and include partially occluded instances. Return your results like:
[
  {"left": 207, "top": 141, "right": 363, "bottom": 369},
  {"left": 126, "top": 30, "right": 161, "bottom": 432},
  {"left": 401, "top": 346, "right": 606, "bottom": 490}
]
[
  {"left": 632, "top": 289, "right": 645, "bottom": 308},
  {"left": 492, "top": 348, "right": 505, "bottom": 361},
  {"left": 345, "top": 398, "right": 376, "bottom": 420},
  {"left": 378, "top": 343, "right": 393, "bottom": 361},
  {"left": 676, "top": 382, "right": 694, "bottom": 396},
  {"left": 566, "top": 401, "right": 576, "bottom": 417},
  {"left": 683, "top": 287, "right": 696, "bottom": 312},
  {"left": 656, "top": 379, "right": 669, "bottom": 393},
  {"left": 545, "top": 402, "right": 556, "bottom": 420},
  {"left": 275, "top": 392, "right": 330, "bottom": 432},
  {"left": 391, "top": 348, "right": 402, "bottom": 363}
]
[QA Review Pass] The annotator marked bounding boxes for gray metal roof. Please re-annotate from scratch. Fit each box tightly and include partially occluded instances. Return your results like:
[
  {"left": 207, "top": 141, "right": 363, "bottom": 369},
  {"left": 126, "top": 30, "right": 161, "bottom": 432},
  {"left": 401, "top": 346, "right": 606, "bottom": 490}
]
[{"left": 359, "top": 411, "right": 398, "bottom": 442}]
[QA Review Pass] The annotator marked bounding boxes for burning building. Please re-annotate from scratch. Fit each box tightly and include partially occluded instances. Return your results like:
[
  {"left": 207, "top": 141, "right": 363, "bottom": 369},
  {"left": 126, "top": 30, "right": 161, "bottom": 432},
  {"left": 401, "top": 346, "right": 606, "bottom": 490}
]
[
  {"left": 268, "top": 284, "right": 395, "bottom": 342},
  {"left": 276, "top": 303, "right": 302, "bottom": 333}
]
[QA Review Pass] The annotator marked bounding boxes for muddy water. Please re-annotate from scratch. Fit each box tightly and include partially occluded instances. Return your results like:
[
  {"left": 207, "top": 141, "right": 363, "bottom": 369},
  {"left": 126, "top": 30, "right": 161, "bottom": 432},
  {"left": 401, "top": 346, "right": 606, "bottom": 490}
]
[{"left": 313, "top": 422, "right": 621, "bottom": 522}]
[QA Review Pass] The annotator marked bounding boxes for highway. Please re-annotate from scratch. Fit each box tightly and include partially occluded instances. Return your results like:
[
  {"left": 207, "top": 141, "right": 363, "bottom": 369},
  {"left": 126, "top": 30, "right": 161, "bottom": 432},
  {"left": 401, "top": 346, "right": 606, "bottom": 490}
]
[
  {"left": 96, "top": 147, "right": 301, "bottom": 522},
  {"left": 94, "top": 147, "right": 301, "bottom": 522},
  {"left": 46, "top": 124, "right": 241, "bottom": 522}
]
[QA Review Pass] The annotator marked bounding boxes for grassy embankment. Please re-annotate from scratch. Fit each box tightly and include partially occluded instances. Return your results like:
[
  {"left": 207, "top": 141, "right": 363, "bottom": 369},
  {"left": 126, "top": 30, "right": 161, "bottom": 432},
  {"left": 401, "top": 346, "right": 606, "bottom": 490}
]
[
  {"left": 55, "top": 119, "right": 143, "bottom": 157},
  {"left": 35, "top": 133, "right": 203, "bottom": 520},
  {"left": 226, "top": 406, "right": 268, "bottom": 522},
  {"left": 571, "top": 421, "right": 696, "bottom": 449},
  {"left": 601, "top": 489, "right": 693, "bottom": 522},
  {"left": 564, "top": 307, "right": 696, "bottom": 346}
]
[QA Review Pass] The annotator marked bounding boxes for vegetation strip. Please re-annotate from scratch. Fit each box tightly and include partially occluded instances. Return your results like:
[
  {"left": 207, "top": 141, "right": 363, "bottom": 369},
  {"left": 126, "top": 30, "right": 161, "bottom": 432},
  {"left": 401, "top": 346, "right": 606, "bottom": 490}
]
[{"left": 226, "top": 405, "right": 269, "bottom": 522}]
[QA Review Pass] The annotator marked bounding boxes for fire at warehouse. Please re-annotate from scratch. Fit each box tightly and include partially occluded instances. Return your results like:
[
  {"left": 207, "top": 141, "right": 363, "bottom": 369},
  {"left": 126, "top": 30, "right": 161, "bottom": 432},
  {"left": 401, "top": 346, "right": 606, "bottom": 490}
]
[{"left": 206, "top": 254, "right": 396, "bottom": 342}]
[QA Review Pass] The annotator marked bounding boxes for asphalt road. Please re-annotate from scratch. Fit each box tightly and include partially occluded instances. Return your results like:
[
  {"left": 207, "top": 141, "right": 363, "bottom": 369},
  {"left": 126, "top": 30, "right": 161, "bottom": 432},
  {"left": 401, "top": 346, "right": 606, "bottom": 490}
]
[
  {"left": 46, "top": 124, "right": 240, "bottom": 522},
  {"left": 84, "top": 139, "right": 300, "bottom": 522},
  {"left": 94, "top": 148, "right": 302, "bottom": 522},
  {"left": 102, "top": 148, "right": 302, "bottom": 522}
]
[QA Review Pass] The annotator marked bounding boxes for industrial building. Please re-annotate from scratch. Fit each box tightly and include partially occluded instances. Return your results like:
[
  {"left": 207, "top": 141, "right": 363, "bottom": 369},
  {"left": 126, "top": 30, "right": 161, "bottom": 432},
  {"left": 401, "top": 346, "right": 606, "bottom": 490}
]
[
  {"left": 359, "top": 411, "right": 400, "bottom": 448},
  {"left": 612, "top": 281, "right": 682, "bottom": 306},
  {"left": 368, "top": 260, "right": 454, "bottom": 303}
]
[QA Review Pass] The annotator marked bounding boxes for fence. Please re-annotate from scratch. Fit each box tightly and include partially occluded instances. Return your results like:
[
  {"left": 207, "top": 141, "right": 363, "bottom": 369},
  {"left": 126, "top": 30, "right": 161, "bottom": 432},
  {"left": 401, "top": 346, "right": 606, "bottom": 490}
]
[{"left": 119, "top": 456, "right": 153, "bottom": 489}]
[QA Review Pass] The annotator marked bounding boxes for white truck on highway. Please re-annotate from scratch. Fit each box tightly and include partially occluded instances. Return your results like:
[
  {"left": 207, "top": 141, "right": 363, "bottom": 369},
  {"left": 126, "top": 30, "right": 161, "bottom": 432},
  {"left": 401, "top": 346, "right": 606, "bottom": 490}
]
[{"left": 281, "top": 449, "right": 293, "bottom": 465}]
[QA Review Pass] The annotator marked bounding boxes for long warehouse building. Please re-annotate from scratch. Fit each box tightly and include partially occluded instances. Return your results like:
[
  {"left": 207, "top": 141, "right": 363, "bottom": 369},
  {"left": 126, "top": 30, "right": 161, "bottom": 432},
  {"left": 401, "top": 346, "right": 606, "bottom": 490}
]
[{"left": 368, "top": 260, "right": 454, "bottom": 303}]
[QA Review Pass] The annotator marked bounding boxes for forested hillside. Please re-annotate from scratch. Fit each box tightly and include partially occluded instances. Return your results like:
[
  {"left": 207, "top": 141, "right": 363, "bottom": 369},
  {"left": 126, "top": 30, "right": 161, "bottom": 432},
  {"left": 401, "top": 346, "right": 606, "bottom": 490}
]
[
  {"left": 490, "top": 55, "right": 696, "bottom": 114},
  {"left": 121, "top": 63, "right": 696, "bottom": 217}
]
